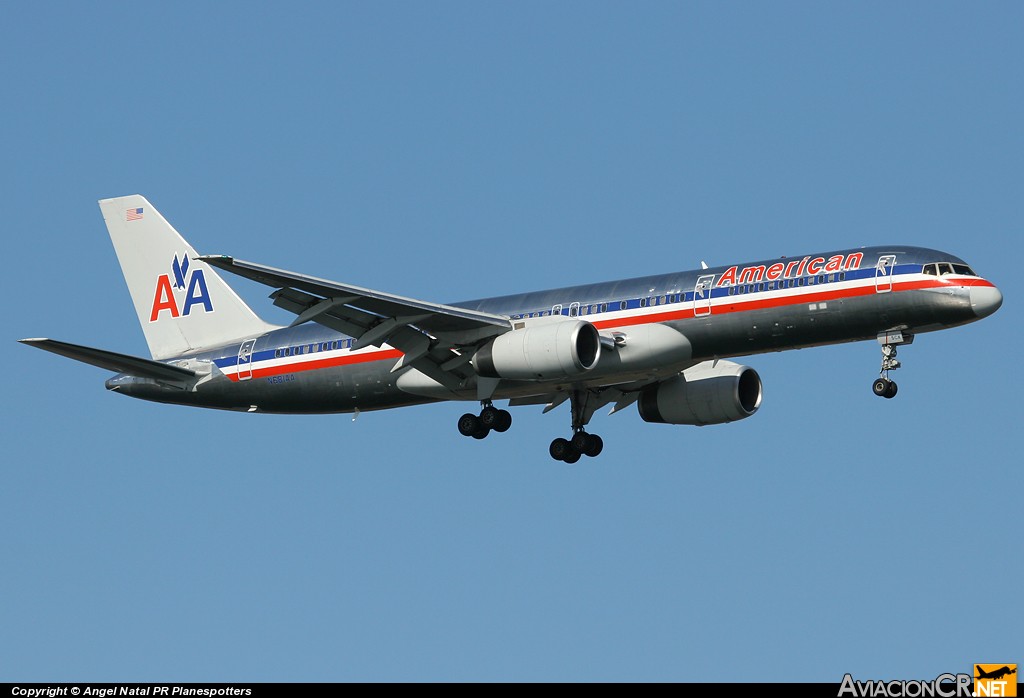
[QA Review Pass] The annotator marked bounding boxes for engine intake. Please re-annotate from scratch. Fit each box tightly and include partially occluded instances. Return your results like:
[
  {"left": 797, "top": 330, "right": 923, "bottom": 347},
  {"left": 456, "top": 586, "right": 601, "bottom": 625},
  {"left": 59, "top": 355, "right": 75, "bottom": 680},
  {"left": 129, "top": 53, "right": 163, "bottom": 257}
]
[
  {"left": 639, "top": 360, "right": 762, "bottom": 425},
  {"left": 474, "top": 321, "right": 601, "bottom": 380}
]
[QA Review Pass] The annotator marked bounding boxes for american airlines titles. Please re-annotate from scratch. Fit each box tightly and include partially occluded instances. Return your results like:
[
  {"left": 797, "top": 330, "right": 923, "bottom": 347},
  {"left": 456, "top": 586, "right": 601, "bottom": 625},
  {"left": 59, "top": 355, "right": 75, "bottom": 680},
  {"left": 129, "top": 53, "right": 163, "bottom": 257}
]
[{"left": 716, "top": 252, "right": 864, "bottom": 287}]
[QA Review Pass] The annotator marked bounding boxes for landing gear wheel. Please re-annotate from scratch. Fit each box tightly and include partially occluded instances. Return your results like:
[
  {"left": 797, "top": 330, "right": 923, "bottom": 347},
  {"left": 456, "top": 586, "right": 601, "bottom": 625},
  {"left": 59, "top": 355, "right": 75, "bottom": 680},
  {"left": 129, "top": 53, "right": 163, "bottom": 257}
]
[
  {"left": 492, "top": 409, "right": 512, "bottom": 433},
  {"left": 562, "top": 447, "right": 581, "bottom": 464},
  {"left": 472, "top": 426, "right": 490, "bottom": 439},
  {"left": 549, "top": 437, "right": 571, "bottom": 461},
  {"left": 458, "top": 413, "right": 481, "bottom": 436},
  {"left": 872, "top": 378, "right": 890, "bottom": 397},
  {"left": 479, "top": 406, "right": 500, "bottom": 429},
  {"left": 569, "top": 431, "right": 604, "bottom": 458},
  {"left": 884, "top": 380, "right": 898, "bottom": 399}
]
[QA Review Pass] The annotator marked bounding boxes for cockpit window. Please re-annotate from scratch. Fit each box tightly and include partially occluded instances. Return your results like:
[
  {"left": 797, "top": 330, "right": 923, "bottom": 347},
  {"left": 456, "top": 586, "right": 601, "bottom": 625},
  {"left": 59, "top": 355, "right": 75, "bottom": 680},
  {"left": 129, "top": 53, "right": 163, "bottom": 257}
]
[{"left": 924, "top": 261, "right": 977, "bottom": 276}]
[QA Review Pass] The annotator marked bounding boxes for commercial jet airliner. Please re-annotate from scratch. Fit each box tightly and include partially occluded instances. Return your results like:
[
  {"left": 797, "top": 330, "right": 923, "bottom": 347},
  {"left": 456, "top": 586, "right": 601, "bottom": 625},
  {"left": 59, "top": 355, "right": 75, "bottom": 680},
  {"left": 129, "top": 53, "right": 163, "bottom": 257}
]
[{"left": 21, "top": 195, "right": 1003, "bottom": 462}]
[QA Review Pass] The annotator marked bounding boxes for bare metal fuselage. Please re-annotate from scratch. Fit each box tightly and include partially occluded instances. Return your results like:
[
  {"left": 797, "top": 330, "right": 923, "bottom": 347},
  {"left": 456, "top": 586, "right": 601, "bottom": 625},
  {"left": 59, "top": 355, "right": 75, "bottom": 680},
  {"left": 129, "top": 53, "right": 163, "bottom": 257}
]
[{"left": 107, "top": 245, "right": 999, "bottom": 414}]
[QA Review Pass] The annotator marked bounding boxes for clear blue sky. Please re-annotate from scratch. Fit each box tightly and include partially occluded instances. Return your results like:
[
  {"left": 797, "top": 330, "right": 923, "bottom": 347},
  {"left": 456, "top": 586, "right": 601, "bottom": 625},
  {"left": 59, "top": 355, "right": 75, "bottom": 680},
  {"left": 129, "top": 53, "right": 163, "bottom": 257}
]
[{"left": 2, "top": 2, "right": 1020, "bottom": 682}]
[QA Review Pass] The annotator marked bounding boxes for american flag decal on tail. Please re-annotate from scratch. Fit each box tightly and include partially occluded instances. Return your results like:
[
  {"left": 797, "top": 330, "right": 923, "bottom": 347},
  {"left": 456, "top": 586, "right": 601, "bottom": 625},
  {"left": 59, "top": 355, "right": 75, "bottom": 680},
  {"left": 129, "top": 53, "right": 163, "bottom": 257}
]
[{"left": 126, "top": 207, "right": 144, "bottom": 221}]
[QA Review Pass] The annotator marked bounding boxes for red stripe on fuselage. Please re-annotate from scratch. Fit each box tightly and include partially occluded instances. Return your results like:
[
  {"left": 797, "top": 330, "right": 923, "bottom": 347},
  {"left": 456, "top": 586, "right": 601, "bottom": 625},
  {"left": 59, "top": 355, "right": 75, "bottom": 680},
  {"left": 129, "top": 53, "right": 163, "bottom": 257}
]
[{"left": 226, "top": 348, "right": 403, "bottom": 382}]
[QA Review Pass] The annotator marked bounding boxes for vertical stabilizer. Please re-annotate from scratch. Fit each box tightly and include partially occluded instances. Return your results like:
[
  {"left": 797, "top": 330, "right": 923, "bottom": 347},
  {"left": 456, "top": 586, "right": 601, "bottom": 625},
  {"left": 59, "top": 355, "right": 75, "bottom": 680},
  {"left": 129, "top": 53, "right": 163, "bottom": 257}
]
[{"left": 99, "top": 195, "right": 277, "bottom": 359}]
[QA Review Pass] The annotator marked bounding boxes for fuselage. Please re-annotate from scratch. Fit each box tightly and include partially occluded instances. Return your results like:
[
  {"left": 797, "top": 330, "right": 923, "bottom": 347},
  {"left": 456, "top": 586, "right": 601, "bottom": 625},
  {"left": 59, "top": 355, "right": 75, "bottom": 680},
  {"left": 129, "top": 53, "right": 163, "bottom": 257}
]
[{"left": 107, "top": 245, "right": 1001, "bottom": 413}]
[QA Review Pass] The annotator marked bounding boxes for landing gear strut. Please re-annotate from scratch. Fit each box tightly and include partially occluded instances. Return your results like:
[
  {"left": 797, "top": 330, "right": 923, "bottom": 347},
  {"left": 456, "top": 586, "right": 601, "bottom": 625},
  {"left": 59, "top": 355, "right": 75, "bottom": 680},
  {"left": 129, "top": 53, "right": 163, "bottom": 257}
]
[
  {"left": 549, "top": 390, "right": 605, "bottom": 462},
  {"left": 872, "top": 331, "right": 912, "bottom": 399},
  {"left": 457, "top": 401, "right": 512, "bottom": 440}
]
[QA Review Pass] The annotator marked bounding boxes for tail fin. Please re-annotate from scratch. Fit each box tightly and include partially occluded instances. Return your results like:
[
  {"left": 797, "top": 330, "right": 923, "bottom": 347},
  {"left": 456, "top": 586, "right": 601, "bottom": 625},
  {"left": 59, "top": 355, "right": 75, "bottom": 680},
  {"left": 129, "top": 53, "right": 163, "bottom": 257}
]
[{"left": 99, "top": 195, "right": 277, "bottom": 360}]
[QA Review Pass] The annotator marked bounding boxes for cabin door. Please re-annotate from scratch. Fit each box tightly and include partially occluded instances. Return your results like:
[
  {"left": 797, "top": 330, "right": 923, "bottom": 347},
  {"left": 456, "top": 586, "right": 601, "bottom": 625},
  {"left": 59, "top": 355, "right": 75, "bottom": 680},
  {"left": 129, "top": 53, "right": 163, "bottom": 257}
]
[
  {"left": 237, "top": 338, "right": 258, "bottom": 381},
  {"left": 693, "top": 274, "right": 715, "bottom": 317},
  {"left": 875, "top": 255, "right": 897, "bottom": 293}
]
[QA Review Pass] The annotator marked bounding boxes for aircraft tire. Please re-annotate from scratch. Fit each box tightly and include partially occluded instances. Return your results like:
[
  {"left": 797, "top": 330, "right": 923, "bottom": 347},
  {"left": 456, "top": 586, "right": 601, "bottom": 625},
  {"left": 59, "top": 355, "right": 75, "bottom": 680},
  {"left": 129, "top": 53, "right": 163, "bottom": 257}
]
[
  {"left": 872, "top": 378, "right": 890, "bottom": 397},
  {"left": 493, "top": 409, "right": 512, "bottom": 433},
  {"left": 583, "top": 434, "right": 604, "bottom": 458},
  {"left": 480, "top": 406, "right": 500, "bottom": 429},
  {"left": 458, "top": 413, "right": 482, "bottom": 437},
  {"left": 884, "top": 381, "right": 898, "bottom": 399},
  {"left": 549, "top": 438, "right": 571, "bottom": 461}
]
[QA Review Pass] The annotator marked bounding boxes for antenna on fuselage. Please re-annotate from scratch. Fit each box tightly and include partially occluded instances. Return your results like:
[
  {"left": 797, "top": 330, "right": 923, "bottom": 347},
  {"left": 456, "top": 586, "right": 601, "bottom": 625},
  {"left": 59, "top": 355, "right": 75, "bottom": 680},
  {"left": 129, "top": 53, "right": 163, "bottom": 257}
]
[{"left": 701, "top": 261, "right": 709, "bottom": 270}]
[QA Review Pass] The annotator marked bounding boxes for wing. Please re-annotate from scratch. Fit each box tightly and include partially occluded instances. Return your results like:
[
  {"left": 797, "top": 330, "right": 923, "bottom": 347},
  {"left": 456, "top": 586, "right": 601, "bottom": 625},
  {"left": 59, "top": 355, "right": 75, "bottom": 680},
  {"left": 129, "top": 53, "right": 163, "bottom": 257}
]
[{"left": 198, "top": 255, "right": 512, "bottom": 390}]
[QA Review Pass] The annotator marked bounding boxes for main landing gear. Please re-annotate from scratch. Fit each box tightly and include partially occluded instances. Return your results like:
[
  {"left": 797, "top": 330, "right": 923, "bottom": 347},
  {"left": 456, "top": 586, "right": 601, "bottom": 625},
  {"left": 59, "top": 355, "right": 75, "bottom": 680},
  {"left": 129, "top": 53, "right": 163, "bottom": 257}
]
[
  {"left": 456, "top": 390, "right": 614, "bottom": 462},
  {"left": 549, "top": 390, "right": 604, "bottom": 463},
  {"left": 872, "top": 331, "right": 912, "bottom": 399},
  {"left": 457, "top": 401, "right": 512, "bottom": 440},
  {"left": 549, "top": 431, "right": 603, "bottom": 463}
]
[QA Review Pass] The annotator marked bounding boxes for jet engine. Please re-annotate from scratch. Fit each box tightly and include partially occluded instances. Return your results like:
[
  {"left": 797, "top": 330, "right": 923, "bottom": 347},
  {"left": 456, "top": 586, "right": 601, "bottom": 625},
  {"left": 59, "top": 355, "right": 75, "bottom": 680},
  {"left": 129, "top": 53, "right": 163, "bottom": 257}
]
[
  {"left": 638, "top": 360, "right": 762, "bottom": 425},
  {"left": 474, "top": 320, "right": 601, "bottom": 381}
]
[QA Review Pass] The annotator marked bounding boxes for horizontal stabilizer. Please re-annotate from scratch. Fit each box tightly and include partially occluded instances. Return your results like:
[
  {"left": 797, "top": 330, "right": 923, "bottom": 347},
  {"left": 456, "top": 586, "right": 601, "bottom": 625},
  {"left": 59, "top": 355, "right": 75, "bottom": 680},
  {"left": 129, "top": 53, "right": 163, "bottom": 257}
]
[{"left": 19, "top": 338, "right": 197, "bottom": 382}]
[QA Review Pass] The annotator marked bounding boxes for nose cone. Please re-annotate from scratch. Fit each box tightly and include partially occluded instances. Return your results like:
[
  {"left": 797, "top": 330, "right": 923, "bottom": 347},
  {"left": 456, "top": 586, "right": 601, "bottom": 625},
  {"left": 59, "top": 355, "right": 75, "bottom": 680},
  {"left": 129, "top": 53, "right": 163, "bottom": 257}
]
[{"left": 970, "top": 284, "right": 1003, "bottom": 319}]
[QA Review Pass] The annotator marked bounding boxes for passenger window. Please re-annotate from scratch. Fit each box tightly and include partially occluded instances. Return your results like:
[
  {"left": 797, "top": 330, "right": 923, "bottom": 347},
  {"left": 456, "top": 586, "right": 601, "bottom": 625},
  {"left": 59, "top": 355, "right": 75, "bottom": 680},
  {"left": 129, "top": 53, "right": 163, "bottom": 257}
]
[{"left": 839, "top": 272, "right": 846, "bottom": 281}]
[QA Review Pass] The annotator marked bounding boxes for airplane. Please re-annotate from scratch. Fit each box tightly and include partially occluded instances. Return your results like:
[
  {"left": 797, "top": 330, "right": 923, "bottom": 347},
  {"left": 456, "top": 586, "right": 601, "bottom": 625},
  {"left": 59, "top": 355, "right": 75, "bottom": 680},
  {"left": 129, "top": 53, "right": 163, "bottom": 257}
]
[
  {"left": 20, "top": 195, "right": 1003, "bottom": 462},
  {"left": 976, "top": 666, "right": 1017, "bottom": 681}
]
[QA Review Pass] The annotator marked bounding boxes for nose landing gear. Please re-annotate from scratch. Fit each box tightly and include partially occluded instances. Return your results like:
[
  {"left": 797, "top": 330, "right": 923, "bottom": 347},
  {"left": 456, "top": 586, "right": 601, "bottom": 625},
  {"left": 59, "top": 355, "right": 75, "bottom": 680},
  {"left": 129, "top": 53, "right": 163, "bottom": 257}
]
[{"left": 872, "top": 331, "right": 912, "bottom": 399}]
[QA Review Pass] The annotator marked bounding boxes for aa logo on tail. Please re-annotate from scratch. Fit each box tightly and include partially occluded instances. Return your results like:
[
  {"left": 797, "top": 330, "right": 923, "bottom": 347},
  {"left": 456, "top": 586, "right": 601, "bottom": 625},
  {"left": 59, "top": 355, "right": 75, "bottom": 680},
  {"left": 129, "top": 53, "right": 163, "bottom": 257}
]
[
  {"left": 975, "top": 664, "right": 1017, "bottom": 697},
  {"left": 150, "top": 254, "right": 214, "bottom": 322}
]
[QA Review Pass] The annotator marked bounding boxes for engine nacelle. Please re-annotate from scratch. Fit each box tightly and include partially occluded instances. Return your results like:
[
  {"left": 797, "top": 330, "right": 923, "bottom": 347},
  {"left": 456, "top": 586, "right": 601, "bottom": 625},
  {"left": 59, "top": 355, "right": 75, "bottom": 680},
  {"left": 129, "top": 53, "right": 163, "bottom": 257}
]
[
  {"left": 638, "top": 360, "right": 762, "bottom": 426},
  {"left": 474, "top": 321, "right": 601, "bottom": 380}
]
